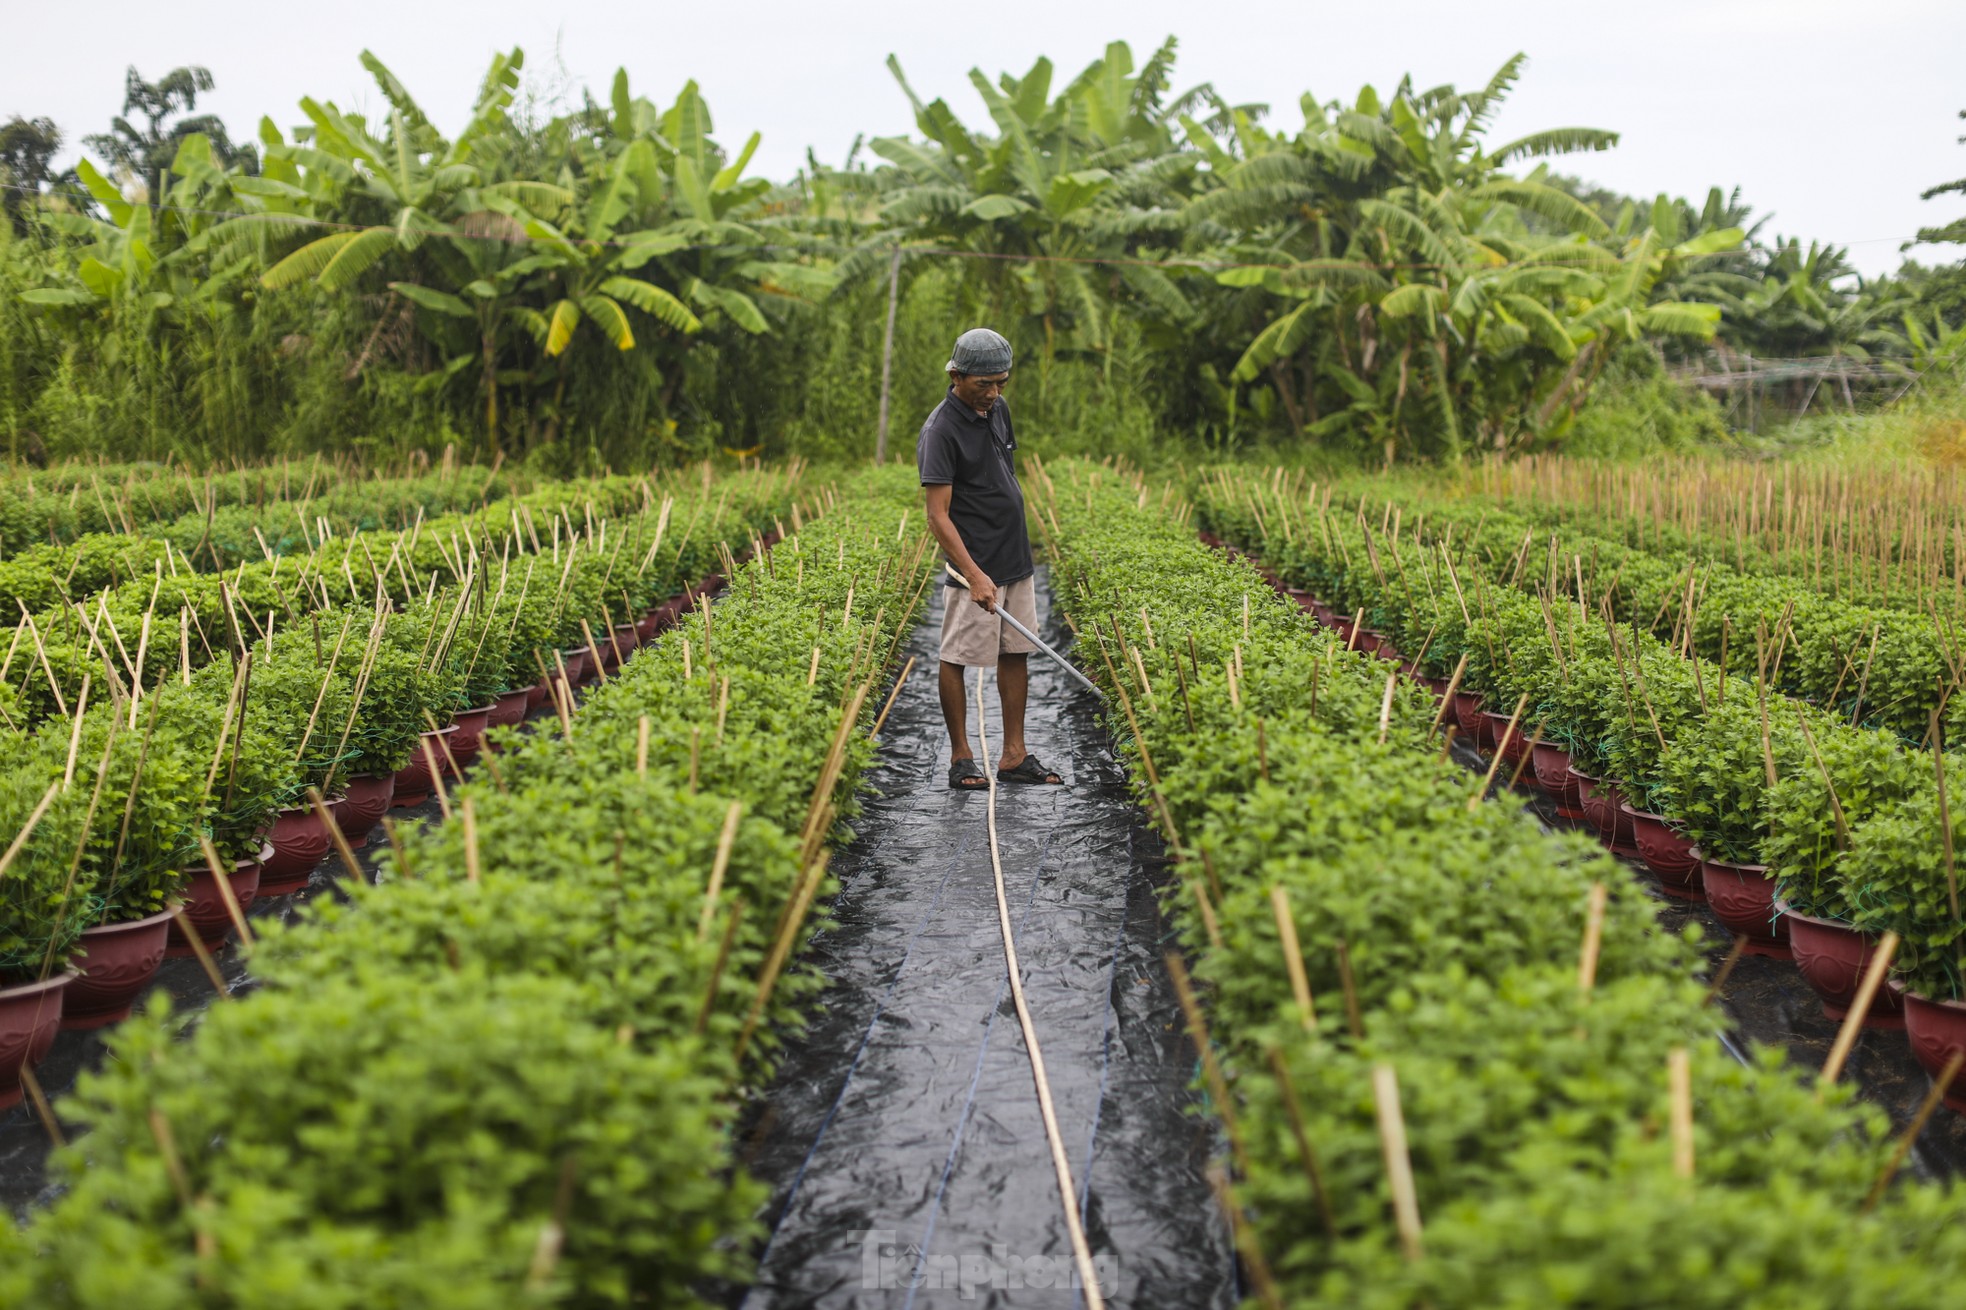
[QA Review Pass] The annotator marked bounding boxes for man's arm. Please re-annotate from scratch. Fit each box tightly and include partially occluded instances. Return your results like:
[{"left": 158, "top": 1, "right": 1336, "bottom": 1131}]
[{"left": 924, "top": 484, "right": 997, "bottom": 612}]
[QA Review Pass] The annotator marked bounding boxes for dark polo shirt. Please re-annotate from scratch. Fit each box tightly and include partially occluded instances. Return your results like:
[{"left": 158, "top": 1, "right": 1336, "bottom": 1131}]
[{"left": 917, "top": 388, "right": 1034, "bottom": 586}]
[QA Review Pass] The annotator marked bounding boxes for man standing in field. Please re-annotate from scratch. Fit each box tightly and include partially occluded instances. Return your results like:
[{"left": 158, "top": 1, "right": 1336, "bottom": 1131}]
[{"left": 919, "top": 327, "right": 1064, "bottom": 791}]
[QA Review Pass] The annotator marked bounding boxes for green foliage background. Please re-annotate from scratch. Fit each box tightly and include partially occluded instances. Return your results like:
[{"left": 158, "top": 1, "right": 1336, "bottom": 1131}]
[{"left": 0, "top": 45, "right": 1960, "bottom": 469}]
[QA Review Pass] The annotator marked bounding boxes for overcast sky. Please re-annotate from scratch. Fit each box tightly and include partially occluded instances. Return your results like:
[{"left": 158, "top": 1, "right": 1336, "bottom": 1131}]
[{"left": 7, "top": 0, "right": 1962, "bottom": 277}]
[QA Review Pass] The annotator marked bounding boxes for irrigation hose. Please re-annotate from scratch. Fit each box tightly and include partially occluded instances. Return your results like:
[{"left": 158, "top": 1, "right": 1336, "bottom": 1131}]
[{"left": 974, "top": 666, "right": 1107, "bottom": 1309}]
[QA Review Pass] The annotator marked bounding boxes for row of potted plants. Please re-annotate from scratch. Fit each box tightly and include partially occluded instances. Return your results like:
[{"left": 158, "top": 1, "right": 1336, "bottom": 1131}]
[
  {"left": 1035, "top": 458, "right": 1966, "bottom": 1306},
  {"left": 1465, "top": 468, "right": 1960, "bottom": 617},
  {"left": 0, "top": 473, "right": 796, "bottom": 1109},
  {"left": 0, "top": 469, "right": 615, "bottom": 616},
  {"left": 1194, "top": 469, "right": 1966, "bottom": 1114},
  {"left": 1210, "top": 467, "right": 1965, "bottom": 742},
  {"left": 0, "top": 459, "right": 533, "bottom": 560},
  {"left": 0, "top": 462, "right": 934, "bottom": 1306},
  {"left": 0, "top": 464, "right": 798, "bottom": 733}
]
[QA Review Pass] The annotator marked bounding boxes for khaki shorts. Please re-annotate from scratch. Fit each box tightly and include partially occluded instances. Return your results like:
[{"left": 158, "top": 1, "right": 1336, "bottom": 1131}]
[{"left": 940, "top": 575, "right": 1038, "bottom": 667}]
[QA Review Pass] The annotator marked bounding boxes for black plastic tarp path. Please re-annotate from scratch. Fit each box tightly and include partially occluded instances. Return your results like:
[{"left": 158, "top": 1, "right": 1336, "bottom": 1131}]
[{"left": 737, "top": 568, "right": 1235, "bottom": 1309}]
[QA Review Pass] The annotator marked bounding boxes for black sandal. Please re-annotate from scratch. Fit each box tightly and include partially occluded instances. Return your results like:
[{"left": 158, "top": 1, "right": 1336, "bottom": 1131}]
[
  {"left": 948, "top": 758, "right": 989, "bottom": 790},
  {"left": 996, "top": 755, "right": 1064, "bottom": 786}
]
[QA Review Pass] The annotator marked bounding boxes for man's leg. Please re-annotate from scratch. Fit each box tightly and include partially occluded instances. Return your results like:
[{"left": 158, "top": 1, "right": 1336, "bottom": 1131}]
[
  {"left": 939, "top": 659, "right": 972, "bottom": 760},
  {"left": 996, "top": 652, "right": 1029, "bottom": 771}
]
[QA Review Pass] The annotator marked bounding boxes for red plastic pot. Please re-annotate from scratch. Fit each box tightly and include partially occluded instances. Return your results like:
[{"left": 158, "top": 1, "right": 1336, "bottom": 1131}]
[
  {"left": 1622, "top": 805, "right": 1705, "bottom": 900},
  {"left": 0, "top": 972, "right": 73, "bottom": 1110},
  {"left": 1573, "top": 773, "right": 1638, "bottom": 853},
  {"left": 1480, "top": 711, "right": 1531, "bottom": 768},
  {"left": 556, "top": 646, "right": 592, "bottom": 688},
  {"left": 166, "top": 847, "right": 264, "bottom": 958},
  {"left": 1531, "top": 742, "right": 1588, "bottom": 818},
  {"left": 259, "top": 805, "right": 333, "bottom": 895},
  {"left": 1373, "top": 640, "right": 1404, "bottom": 663},
  {"left": 334, "top": 772, "right": 396, "bottom": 849},
  {"left": 488, "top": 687, "right": 531, "bottom": 730},
  {"left": 1452, "top": 691, "right": 1488, "bottom": 744},
  {"left": 1903, "top": 990, "right": 1966, "bottom": 1114},
  {"left": 1354, "top": 630, "right": 1384, "bottom": 655},
  {"left": 447, "top": 703, "right": 496, "bottom": 767},
  {"left": 698, "top": 573, "right": 726, "bottom": 595},
  {"left": 64, "top": 905, "right": 181, "bottom": 1030},
  {"left": 1600, "top": 780, "right": 1641, "bottom": 856},
  {"left": 392, "top": 724, "right": 460, "bottom": 808},
  {"left": 1782, "top": 905, "right": 1903, "bottom": 1028},
  {"left": 1699, "top": 855, "right": 1790, "bottom": 958},
  {"left": 601, "top": 621, "right": 640, "bottom": 668}
]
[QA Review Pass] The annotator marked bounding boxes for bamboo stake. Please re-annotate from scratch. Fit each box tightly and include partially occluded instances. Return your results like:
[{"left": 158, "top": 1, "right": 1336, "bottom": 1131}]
[
  {"left": 1703, "top": 937, "right": 1748, "bottom": 1007},
  {"left": 62, "top": 674, "right": 92, "bottom": 791},
  {"left": 1669, "top": 1047, "right": 1695, "bottom": 1181},
  {"left": 579, "top": 619, "right": 610, "bottom": 686},
  {"left": 422, "top": 710, "right": 467, "bottom": 785},
  {"left": 1936, "top": 710, "right": 1960, "bottom": 921},
  {"left": 869, "top": 656, "right": 916, "bottom": 738},
  {"left": 1335, "top": 938, "right": 1365, "bottom": 1039},
  {"left": 735, "top": 850, "right": 831, "bottom": 1063},
  {"left": 1861, "top": 1051, "right": 1964, "bottom": 1214},
  {"left": 306, "top": 786, "right": 363, "bottom": 883},
  {"left": 197, "top": 834, "right": 254, "bottom": 952},
  {"left": 1263, "top": 1047, "right": 1337, "bottom": 1239},
  {"left": 1794, "top": 709, "right": 1850, "bottom": 851},
  {"left": 1269, "top": 885, "right": 1317, "bottom": 1031},
  {"left": 1818, "top": 932, "right": 1899, "bottom": 1094},
  {"left": 697, "top": 800, "right": 744, "bottom": 944},
  {"left": 1165, "top": 950, "right": 1251, "bottom": 1179},
  {"left": 1467, "top": 693, "right": 1529, "bottom": 811},
  {"left": 460, "top": 794, "right": 481, "bottom": 884},
  {"left": 18, "top": 1065, "right": 64, "bottom": 1149},
  {"left": 1376, "top": 671, "right": 1397, "bottom": 744},
  {"left": 422, "top": 736, "right": 453, "bottom": 820},
  {"left": 693, "top": 900, "right": 745, "bottom": 1036},
  {"left": 1429, "top": 653, "right": 1469, "bottom": 734},
  {"left": 636, "top": 715, "right": 650, "bottom": 776},
  {"left": 1371, "top": 1064, "right": 1424, "bottom": 1261},
  {"left": 1578, "top": 882, "right": 1608, "bottom": 996},
  {"left": 0, "top": 781, "right": 62, "bottom": 881}
]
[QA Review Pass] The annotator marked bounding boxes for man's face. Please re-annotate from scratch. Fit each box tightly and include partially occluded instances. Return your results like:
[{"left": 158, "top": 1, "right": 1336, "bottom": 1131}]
[{"left": 950, "top": 370, "right": 1010, "bottom": 415}]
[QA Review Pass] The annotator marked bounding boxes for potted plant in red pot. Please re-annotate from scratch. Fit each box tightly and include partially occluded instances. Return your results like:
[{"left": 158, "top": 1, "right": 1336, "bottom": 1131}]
[
  {"left": 1595, "top": 647, "right": 1708, "bottom": 863},
  {"left": 1654, "top": 699, "right": 1812, "bottom": 958},
  {"left": 325, "top": 603, "right": 466, "bottom": 809},
  {"left": 31, "top": 675, "right": 240, "bottom": 1023},
  {"left": 0, "top": 742, "right": 96, "bottom": 1082},
  {"left": 1840, "top": 756, "right": 1966, "bottom": 1100},
  {"left": 1765, "top": 721, "right": 1922, "bottom": 1027}
]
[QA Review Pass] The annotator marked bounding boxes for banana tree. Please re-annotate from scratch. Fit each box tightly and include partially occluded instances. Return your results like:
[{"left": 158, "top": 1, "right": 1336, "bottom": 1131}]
[
  {"left": 1193, "top": 56, "right": 1728, "bottom": 456},
  {"left": 856, "top": 41, "right": 1203, "bottom": 366},
  {"left": 256, "top": 50, "right": 569, "bottom": 292}
]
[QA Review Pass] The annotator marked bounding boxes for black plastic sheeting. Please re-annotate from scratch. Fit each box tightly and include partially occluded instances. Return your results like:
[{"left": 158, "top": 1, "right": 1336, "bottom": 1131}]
[
  {"left": 736, "top": 569, "right": 1235, "bottom": 1309},
  {"left": 1456, "top": 736, "right": 1966, "bottom": 1177}
]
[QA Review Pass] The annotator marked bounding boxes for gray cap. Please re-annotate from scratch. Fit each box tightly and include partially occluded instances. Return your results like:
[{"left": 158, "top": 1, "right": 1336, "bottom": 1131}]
[{"left": 946, "top": 327, "right": 1012, "bottom": 376}]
